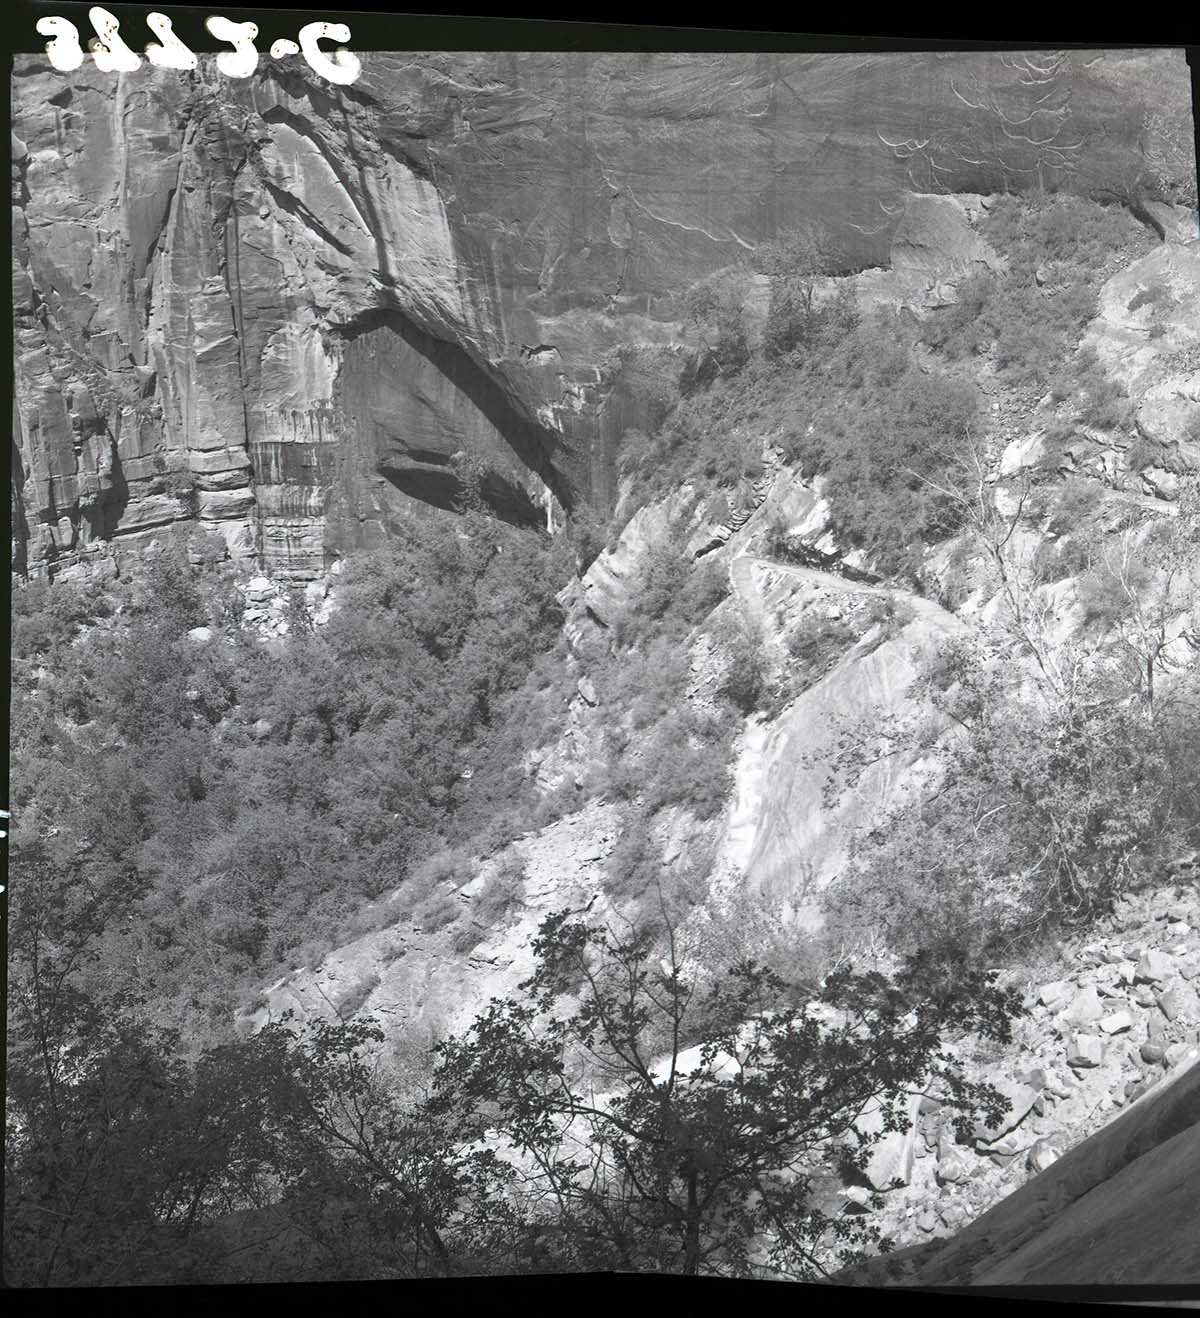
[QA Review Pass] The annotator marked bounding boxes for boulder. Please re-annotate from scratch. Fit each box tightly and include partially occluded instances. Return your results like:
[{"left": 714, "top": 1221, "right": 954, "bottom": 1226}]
[
  {"left": 972, "top": 1079, "right": 1040, "bottom": 1143},
  {"left": 186, "top": 626, "right": 214, "bottom": 644},
  {"left": 858, "top": 1091, "right": 922, "bottom": 1191}
]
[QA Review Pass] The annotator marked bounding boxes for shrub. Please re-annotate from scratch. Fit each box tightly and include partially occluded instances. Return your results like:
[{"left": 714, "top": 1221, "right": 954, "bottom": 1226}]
[
  {"left": 923, "top": 195, "right": 1147, "bottom": 389},
  {"left": 627, "top": 708, "right": 736, "bottom": 821},
  {"left": 681, "top": 275, "right": 750, "bottom": 379},
  {"left": 615, "top": 532, "right": 728, "bottom": 648},
  {"left": 1127, "top": 282, "right": 1173, "bottom": 314},
  {"left": 603, "top": 812, "right": 656, "bottom": 900},
  {"left": 1125, "top": 434, "right": 1161, "bottom": 474},
  {"left": 764, "top": 283, "right": 859, "bottom": 362},
  {"left": 473, "top": 850, "right": 527, "bottom": 927},
  {"left": 717, "top": 615, "right": 770, "bottom": 714},
  {"left": 417, "top": 891, "right": 461, "bottom": 934},
  {"left": 335, "top": 970, "right": 382, "bottom": 1019},
  {"left": 786, "top": 612, "right": 857, "bottom": 669},
  {"left": 12, "top": 576, "right": 111, "bottom": 661},
  {"left": 1076, "top": 555, "right": 1149, "bottom": 628},
  {"left": 1047, "top": 475, "right": 1104, "bottom": 537}
]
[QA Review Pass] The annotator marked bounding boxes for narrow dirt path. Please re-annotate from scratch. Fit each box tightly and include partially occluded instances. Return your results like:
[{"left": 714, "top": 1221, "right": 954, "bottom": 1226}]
[{"left": 730, "top": 551, "right": 957, "bottom": 628}]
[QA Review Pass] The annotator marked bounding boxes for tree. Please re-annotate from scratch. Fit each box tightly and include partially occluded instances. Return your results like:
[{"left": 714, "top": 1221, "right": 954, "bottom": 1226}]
[
  {"left": 5, "top": 850, "right": 476, "bottom": 1286},
  {"left": 1078, "top": 477, "right": 1200, "bottom": 721},
  {"left": 428, "top": 909, "right": 1019, "bottom": 1280},
  {"left": 755, "top": 222, "right": 849, "bottom": 360}
]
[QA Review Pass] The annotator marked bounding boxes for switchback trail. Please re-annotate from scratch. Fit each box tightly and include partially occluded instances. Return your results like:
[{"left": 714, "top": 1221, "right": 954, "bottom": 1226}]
[{"left": 729, "top": 551, "right": 958, "bottom": 631}]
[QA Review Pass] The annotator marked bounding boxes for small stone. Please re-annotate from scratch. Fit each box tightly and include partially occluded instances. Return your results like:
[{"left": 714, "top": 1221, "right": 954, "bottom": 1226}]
[
  {"left": 844, "top": 1185, "right": 871, "bottom": 1207},
  {"left": 1140, "top": 1040, "right": 1168, "bottom": 1065},
  {"left": 1157, "top": 987, "right": 1183, "bottom": 1022},
  {"left": 1099, "top": 1010, "right": 1134, "bottom": 1035},
  {"left": 186, "top": 626, "right": 213, "bottom": 644},
  {"left": 971, "top": 1080, "right": 1039, "bottom": 1143},
  {"left": 977, "top": 1129, "right": 1034, "bottom": 1159},
  {"left": 1166, "top": 922, "right": 1191, "bottom": 939},
  {"left": 1147, "top": 1009, "right": 1170, "bottom": 1039},
  {"left": 935, "top": 1146, "right": 970, "bottom": 1186},
  {"left": 1066, "top": 1034, "right": 1104, "bottom": 1069},
  {"left": 917, "top": 1211, "right": 938, "bottom": 1233},
  {"left": 1018, "top": 1065, "right": 1049, "bottom": 1093},
  {"left": 1026, "top": 1139, "right": 1060, "bottom": 1174},
  {"left": 1060, "top": 985, "right": 1104, "bottom": 1026},
  {"left": 1136, "top": 949, "right": 1174, "bottom": 984},
  {"left": 251, "top": 718, "right": 273, "bottom": 741},
  {"left": 1038, "top": 979, "right": 1074, "bottom": 1009},
  {"left": 1127, "top": 1076, "right": 1154, "bottom": 1104},
  {"left": 1165, "top": 1042, "right": 1198, "bottom": 1069}
]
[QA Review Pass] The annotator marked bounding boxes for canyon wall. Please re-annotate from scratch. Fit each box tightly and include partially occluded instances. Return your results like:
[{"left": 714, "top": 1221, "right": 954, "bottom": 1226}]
[{"left": 12, "top": 49, "right": 1194, "bottom": 578}]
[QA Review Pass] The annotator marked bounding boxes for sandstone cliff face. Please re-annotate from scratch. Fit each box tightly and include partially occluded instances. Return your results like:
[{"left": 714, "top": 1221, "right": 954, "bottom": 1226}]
[{"left": 12, "top": 49, "right": 1193, "bottom": 579}]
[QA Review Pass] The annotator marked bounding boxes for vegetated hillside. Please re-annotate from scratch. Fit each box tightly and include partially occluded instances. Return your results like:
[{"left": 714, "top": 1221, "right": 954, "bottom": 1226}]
[{"left": 9, "top": 185, "right": 1200, "bottom": 1286}]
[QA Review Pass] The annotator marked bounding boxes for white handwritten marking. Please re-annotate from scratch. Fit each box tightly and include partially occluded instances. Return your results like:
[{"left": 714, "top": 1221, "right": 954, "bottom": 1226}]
[
  {"left": 37, "top": 16, "right": 85, "bottom": 70},
  {"left": 206, "top": 16, "right": 258, "bottom": 79},
  {"left": 145, "top": 12, "right": 197, "bottom": 70},
  {"left": 299, "top": 21, "right": 361, "bottom": 85},
  {"left": 88, "top": 7, "right": 141, "bottom": 71}
]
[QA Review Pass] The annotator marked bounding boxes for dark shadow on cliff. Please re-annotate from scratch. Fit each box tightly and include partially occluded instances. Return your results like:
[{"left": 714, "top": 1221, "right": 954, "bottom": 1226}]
[
  {"left": 379, "top": 463, "right": 546, "bottom": 531},
  {"left": 333, "top": 306, "right": 577, "bottom": 515}
]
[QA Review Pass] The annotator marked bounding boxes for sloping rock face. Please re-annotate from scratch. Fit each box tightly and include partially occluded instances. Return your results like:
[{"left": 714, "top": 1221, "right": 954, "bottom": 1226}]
[
  {"left": 12, "top": 49, "right": 1192, "bottom": 578},
  {"left": 236, "top": 799, "right": 623, "bottom": 1045}
]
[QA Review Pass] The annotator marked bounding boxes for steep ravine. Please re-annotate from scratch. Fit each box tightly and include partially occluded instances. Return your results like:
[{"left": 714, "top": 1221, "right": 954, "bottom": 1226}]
[{"left": 236, "top": 204, "right": 1200, "bottom": 1276}]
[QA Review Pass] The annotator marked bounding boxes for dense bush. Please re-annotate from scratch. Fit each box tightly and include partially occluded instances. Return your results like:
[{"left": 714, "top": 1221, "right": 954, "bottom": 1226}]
[
  {"left": 822, "top": 629, "right": 1200, "bottom": 971},
  {"left": 1046, "top": 474, "right": 1104, "bottom": 538},
  {"left": 472, "top": 850, "right": 527, "bottom": 927},
  {"left": 1068, "top": 348, "right": 1136, "bottom": 431},
  {"left": 922, "top": 195, "right": 1147, "bottom": 388},
  {"left": 9, "top": 514, "right": 575, "bottom": 1037},
  {"left": 716, "top": 613, "right": 770, "bottom": 714},
  {"left": 785, "top": 611, "right": 858, "bottom": 668}
]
